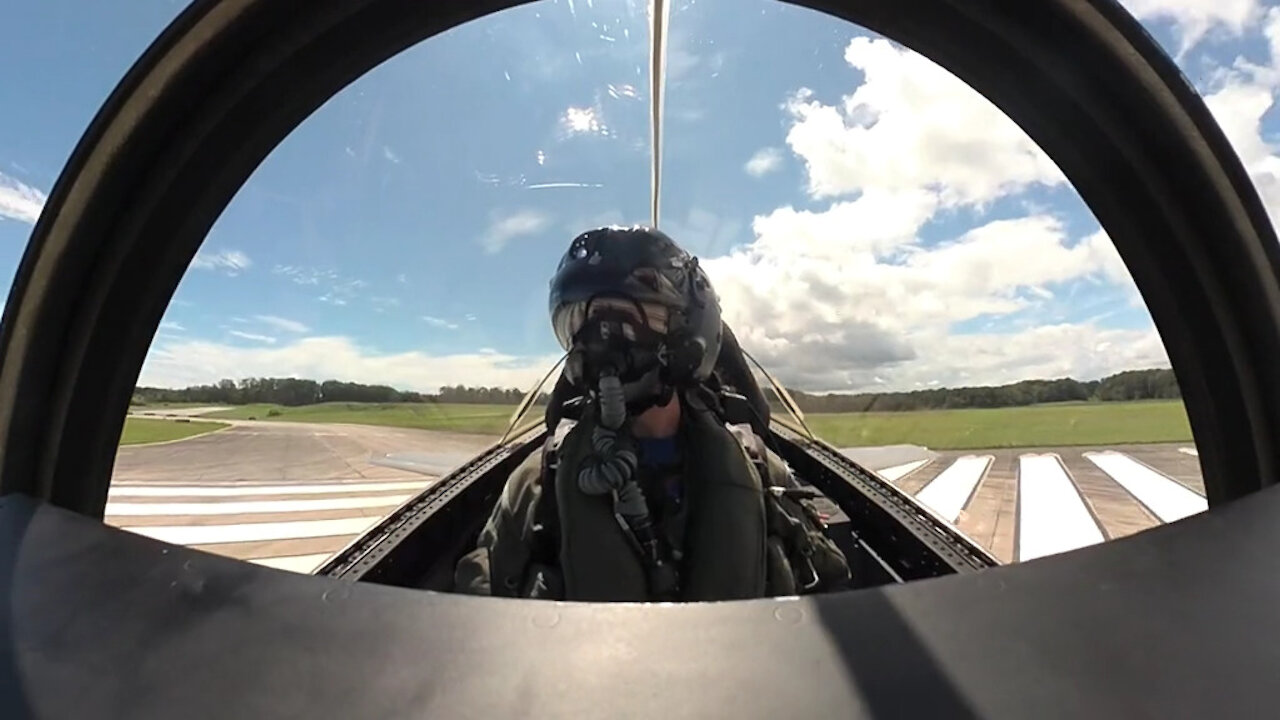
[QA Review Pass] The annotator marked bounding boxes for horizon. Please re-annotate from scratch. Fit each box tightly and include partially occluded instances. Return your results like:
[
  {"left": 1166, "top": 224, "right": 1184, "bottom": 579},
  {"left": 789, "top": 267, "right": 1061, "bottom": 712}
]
[
  {"left": 5, "top": 1, "right": 1279, "bottom": 396},
  {"left": 133, "top": 365, "right": 1177, "bottom": 398}
]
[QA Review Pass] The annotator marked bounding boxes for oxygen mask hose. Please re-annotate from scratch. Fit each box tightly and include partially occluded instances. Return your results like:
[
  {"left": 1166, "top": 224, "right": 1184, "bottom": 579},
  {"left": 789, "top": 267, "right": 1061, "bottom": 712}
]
[
  {"left": 577, "top": 373, "right": 641, "bottom": 504},
  {"left": 576, "top": 372, "right": 679, "bottom": 598},
  {"left": 598, "top": 371, "right": 627, "bottom": 432}
]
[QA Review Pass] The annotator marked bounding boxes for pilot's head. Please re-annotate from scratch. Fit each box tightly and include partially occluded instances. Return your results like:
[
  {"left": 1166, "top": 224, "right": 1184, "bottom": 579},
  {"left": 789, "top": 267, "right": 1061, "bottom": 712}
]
[{"left": 549, "top": 225, "right": 723, "bottom": 415}]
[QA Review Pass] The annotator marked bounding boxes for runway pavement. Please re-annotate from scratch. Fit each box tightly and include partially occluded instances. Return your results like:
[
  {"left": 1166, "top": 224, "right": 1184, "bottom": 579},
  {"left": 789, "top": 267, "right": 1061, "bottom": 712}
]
[
  {"left": 874, "top": 442, "right": 1204, "bottom": 563},
  {"left": 109, "top": 418, "right": 493, "bottom": 572},
  {"left": 108, "top": 416, "right": 1206, "bottom": 572}
]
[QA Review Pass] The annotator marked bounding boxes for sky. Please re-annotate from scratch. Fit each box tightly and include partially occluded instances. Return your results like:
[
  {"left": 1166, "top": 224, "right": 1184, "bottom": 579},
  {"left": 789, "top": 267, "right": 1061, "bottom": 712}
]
[{"left": 2, "top": 0, "right": 1279, "bottom": 395}]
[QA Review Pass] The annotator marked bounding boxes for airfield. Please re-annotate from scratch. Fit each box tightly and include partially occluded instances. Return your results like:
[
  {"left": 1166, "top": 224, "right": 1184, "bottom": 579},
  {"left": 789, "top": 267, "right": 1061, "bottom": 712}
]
[
  {"left": 112, "top": 409, "right": 495, "bottom": 572},
  {"left": 110, "top": 408, "right": 1205, "bottom": 571}
]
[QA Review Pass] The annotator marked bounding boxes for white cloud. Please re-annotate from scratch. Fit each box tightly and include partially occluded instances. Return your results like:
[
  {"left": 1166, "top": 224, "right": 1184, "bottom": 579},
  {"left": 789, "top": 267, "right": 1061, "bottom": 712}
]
[
  {"left": 855, "top": 324, "right": 1168, "bottom": 392},
  {"left": 159, "top": 321, "right": 185, "bottom": 332},
  {"left": 733, "top": 320, "right": 1166, "bottom": 392},
  {"left": 253, "top": 315, "right": 309, "bottom": 333},
  {"left": 481, "top": 209, "right": 551, "bottom": 254},
  {"left": 138, "top": 336, "right": 559, "bottom": 393},
  {"left": 692, "top": 32, "right": 1167, "bottom": 393},
  {"left": 782, "top": 37, "right": 1066, "bottom": 207},
  {"left": 705, "top": 212, "right": 1126, "bottom": 355},
  {"left": 1198, "top": 8, "right": 1280, "bottom": 226},
  {"left": 382, "top": 146, "right": 402, "bottom": 164},
  {"left": 744, "top": 147, "right": 783, "bottom": 177},
  {"left": 0, "top": 171, "right": 46, "bottom": 224},
  {"left": 1119, "top": 0, "right": 1260, "bottom": 55},
  {"left": 733, "top": 224, "right": 1152, "bottom": 385},
  {"left": 192, "top": 249, "right": 252, "bottom": 274},
  {"left": 228, "top": 330, "right": 277, "bottom": 344},
  {"left": 422, "top": 315, "right": 460, "bottom": 330},
  {"left": 747, "top": 188, "right": 939, "bottom": 260}
]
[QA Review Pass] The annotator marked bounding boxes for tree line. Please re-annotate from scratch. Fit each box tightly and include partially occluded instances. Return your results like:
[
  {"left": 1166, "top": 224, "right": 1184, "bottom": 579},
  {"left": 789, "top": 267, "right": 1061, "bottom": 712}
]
[
  {"left": 132, "top": 378, "right": 539, "bottom": 407},
  {"left": 783, "top": 368, "right": 1181, "bottom": 413},
  {"left": 133, "top": 367, "right": 1180, "bottom": 413}
]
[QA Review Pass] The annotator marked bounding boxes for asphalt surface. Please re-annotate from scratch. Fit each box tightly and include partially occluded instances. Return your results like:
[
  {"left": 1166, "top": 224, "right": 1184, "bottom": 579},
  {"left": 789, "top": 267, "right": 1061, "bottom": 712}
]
[
  {"left": 109, "top": 417, "right": 493, "bottom": 571},
  {"left": 108, "top": 415, "right": 1205, "bottom": 572}
]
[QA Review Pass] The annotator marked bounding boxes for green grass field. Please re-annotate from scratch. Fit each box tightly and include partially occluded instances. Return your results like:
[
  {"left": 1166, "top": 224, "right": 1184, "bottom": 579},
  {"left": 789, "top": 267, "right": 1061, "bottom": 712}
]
[
  {"left": 119, "top": 417, "right": 230, "bottom": 445},
  {"left": 806, "top": 399, "right": 1193, "bottom": 450},
  {"left": 194, "top": 398, "right": 1193, "bottom": 450},
  {"left": 202, "top": 402, "right": 523, "bottom": 435}
]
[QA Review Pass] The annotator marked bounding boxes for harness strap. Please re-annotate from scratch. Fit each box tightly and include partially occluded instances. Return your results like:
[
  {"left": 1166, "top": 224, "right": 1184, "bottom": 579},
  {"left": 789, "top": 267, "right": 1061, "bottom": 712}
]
[{"left": 532, "top": 421, "right": 575, "bottom": 567}]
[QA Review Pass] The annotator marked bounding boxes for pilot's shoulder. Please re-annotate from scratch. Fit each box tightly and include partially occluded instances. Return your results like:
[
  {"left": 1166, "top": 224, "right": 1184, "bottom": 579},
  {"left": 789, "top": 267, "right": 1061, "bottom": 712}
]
[
  {"left": 499, "top": 419, "right": 578, "bottom": 502},
  {"left": 724, "top": 421, "right": 796, "bottom": 488},
  {"left": 493, "top": 444, "right": 550, "bottom": 516}
]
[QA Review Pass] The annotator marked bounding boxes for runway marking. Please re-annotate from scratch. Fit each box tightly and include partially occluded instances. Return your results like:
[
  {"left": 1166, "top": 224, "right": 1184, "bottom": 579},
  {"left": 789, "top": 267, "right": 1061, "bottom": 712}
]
[
  {"left": 1084, "top": 451, "right": 1208, "bottom": 523},
  {"left": 1178, "top": 447, "right": 1199, "bottom": 457},
  {"left": 877, "top": 459, "right": 931, "bottom": 482},
  {"left": 122, "top": 516, "right": 382, "bottom": 545},
  {"left": 1017, "top": 454, "right": 1105, "bottom": 562},
  {"left": 250, "top": 553, "right": 334, "bottom": 573},
  {"left": 915, "top": 455, "right": 993, "bottom": 524},
  {"left": 105, "top": 493, "right": 414, "bottom": 517},
  {"left": 108, "top": 480, "right": 430, "bottom": 498}
]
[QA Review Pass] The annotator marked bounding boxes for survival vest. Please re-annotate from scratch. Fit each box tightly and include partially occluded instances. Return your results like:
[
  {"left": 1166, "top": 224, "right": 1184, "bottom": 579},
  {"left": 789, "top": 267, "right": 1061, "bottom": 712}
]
[{"left": 531, "top": 392, "right": 851, "bottom": 601}]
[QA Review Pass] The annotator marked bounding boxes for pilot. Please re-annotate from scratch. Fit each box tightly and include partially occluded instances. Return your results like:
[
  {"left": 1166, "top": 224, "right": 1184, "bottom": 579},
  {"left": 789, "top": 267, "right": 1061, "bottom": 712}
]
[{"left": 453, "top": 225, "right": 850, "bottom": 601}]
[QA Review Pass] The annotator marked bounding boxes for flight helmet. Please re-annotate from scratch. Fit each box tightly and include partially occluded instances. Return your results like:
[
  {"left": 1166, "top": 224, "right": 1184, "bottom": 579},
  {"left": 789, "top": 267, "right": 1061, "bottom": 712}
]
[{"left": 549, "top": 225, "right": 723, "bottom": 412}]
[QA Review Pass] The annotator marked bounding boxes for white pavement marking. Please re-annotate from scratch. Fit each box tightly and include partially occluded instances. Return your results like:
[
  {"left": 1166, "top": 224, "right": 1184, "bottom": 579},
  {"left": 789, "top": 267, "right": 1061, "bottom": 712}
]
[
  {"left": 1178, "top": 447, "right": 1199, "bottom": 457},
  {"left": 108, "top": 480, "right": 430, "bottom": 498},
  {"left": 915, "top": 455, "right": 993, "bottom": 524},
  {"left": 1084, "top": 451, "right": 1208, "bottom": 523},
  {"left": 250, "top": 553, "right": 334, "bottom": 573},
  {"left": 122, "top": 516, "right": 382, "bottom": 545},
  {"left": 105, "top": 493, "right": 413, "bottom": 517},
  {"left": 877, "top": 459, "right": 931, "bottom": 482},
  {"left": 1017, "top": 454, "right": 1105, "bottom": 562}
]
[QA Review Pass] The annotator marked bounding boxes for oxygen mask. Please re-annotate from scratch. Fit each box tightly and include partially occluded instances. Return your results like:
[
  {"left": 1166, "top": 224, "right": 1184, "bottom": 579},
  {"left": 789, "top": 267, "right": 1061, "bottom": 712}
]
[{"left": 562, "top": 299, "right": 672, "bottom": 426}]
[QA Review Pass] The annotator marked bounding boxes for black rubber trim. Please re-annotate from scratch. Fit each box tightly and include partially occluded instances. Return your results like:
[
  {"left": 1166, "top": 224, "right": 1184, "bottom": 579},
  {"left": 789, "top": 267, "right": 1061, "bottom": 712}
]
[{"left": 8, "top": 482, "right": 1280, "bottom": 719}]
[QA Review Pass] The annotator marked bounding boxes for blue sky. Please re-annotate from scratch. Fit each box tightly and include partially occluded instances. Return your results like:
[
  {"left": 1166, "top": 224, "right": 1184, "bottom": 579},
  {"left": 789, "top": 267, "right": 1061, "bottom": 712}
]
[{"left": 3, "top": 0, "right": 1279, "bottom": 393}]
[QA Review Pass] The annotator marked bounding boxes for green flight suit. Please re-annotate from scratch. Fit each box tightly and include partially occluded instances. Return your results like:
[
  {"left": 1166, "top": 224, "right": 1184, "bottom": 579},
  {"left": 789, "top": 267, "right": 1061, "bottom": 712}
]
[{"left": 453, "top": 394, "right": 850, "bottom": 601}]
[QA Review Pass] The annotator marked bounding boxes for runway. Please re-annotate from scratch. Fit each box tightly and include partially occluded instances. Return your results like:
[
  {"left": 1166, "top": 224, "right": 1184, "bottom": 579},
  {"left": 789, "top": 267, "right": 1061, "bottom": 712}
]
[
  {"left": 873, "top": 442, "right": 1204, "bottom": 563},
  {"left": 109, "top": 416, "right": 1206, "bottom": 572},
  {"left": 109, "top": 418, "right": 493, "bottom": 572}
]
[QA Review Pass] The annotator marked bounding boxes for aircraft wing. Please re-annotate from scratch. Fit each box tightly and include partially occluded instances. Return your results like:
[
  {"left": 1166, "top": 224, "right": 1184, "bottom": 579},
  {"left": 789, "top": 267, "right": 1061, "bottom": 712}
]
[
  {"left": 370, "top": 451, "right": 480, "bottom": 478},
  {"left": 839, "top": 444, "right": 938, "bottom": 470}
]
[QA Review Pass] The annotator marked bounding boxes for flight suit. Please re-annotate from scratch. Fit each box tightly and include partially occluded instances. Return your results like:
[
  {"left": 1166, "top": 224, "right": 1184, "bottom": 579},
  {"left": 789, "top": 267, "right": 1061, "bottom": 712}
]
[{"left": 453, "top": 395, "right": 850, "bottom": 601}]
